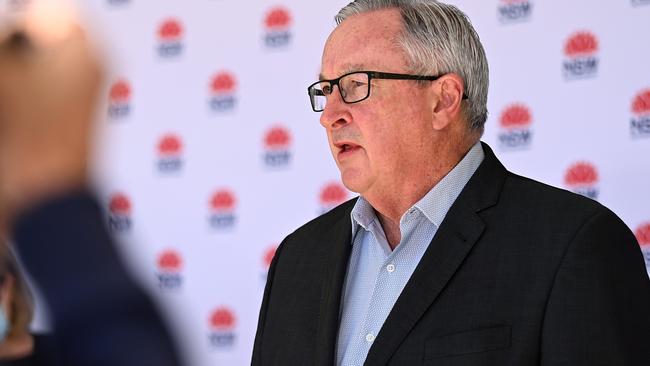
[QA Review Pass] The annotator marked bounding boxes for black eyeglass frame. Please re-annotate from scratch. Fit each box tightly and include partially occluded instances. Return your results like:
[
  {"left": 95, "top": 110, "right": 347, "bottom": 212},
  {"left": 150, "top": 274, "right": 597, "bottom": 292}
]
[{"left": 307, "top": 71, "right": 468, "bottom": 112}]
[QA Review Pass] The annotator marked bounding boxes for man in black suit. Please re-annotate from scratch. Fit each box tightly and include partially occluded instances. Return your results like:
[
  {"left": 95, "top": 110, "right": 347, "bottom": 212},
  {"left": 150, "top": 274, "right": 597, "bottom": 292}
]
[
  {"left": 0, "top": 8, "right": 182, "bottom": 366},
  {"left": 252, "top": 1, "right": 650, "bottom": 365}
]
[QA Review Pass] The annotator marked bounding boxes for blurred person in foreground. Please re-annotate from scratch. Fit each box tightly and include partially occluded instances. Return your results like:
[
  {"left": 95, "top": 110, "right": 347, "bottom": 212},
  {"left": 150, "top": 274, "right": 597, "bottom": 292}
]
[
  {"left": 252, "top": 0, "right": 650, "bottom": 365},
  {"left": 0, "top": 4, "right": 181, "bottom": 366},
  {"left": 0, "top": 244, "right": 62, "bottom": 365}
]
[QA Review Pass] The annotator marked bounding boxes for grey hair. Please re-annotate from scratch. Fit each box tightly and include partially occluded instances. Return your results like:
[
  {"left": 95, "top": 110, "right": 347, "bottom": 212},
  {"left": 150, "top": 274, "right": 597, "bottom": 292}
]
[{"left": 335, "top": 0, "right": 489, "bottom": 134}]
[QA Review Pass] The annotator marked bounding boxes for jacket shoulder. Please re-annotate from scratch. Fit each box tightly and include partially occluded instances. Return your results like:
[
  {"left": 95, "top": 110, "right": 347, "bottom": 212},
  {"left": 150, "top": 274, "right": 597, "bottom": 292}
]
[
  {"left": 503, "top": 171, "right": 605, "bottom": 215},
  {"left": 287, "top": 197, "right": 358, "bottom": 240}
]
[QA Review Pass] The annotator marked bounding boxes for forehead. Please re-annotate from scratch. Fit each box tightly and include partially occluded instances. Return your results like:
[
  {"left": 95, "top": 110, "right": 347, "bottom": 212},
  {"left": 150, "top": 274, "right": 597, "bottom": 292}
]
[{"left": 321, "top": 8, "right": 407, "bottom": 79}]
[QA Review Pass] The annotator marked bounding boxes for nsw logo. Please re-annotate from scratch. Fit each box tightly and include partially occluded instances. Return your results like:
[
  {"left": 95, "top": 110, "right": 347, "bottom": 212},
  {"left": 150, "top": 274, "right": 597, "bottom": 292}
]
[
  {"left": 209, "top": 189, "right": 237, "bottom": 230},
  {"left": 263, "top": 126, "right": 292, "bottom": 168},
  {"left": 263, "top": 7, "right": 292, "bottom": 48},
  {"left": 108, "top": 192, "right": 132, "bottom": 233},
  {"left": 634, "top": 222, "right": 650, "bottom": 272},
  {"left": 564, "top": 161, "right": 599, "bottom": 200},
  {"left": 209, "top": 71, "right": 237, "bottom": 112},
  {"left": 156, "top": 249, "right": 183, "bottom": 290},
  {"left": 319, "top": 182, "right": 349, "bottom": 214},
  {"left": 631, "top": 0, "right": 650, "bottom": 6},
  {"left": 563, "top": 31, "right": 599, "bottom": 80},
  {"left": 208, "top": 307, "right": 236, "bottom": 348},
  {"left": 498, "top": 0, "right": 533, "bottom": 23},
  {"left": 497, "top": 103, "right": 533, "bottom": 149},
  {"left": 631, "top": 89, "right": 650, "bottom": 137},
  {"left": 108, "top": 79, "right": 131, "bottom": 120},
  {"left": 157, "top": 18, "right": 184, "bottom": 58},
  {"left": 156, "top": 133, "right": 183, "bottom": 173}
]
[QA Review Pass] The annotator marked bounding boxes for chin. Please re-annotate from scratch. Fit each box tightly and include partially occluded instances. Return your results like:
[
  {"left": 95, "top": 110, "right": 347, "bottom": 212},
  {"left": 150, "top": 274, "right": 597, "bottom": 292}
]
[{"left": 339, "top": 171, "right": 369, "bottom": 195}]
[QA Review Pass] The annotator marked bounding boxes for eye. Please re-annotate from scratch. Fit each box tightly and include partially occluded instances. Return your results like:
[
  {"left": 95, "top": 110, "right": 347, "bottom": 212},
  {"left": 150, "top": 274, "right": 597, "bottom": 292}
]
[
  {"left": 341, "top": 73, "right": 368, "bottom": 90},
  {"left": 349, "top": 78, "right": 367, "bottom": 88},
  {"left": 321, "top": 84, "right": 332, "bottom": 95}
]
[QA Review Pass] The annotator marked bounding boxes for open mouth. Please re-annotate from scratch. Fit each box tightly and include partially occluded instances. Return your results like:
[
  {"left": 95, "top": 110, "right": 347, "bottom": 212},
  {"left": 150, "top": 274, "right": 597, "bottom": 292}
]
[
  {"left": 334, "top": 142, "right": 361, "bottom": 157},
  {"left": 335, "top": 142, "right": 358, "bottom": 150}
]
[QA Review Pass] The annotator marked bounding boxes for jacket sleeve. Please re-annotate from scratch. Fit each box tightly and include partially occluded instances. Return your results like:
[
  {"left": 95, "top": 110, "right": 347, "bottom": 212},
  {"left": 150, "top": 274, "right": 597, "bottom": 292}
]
[
  {"left": 541, "top": 208, "right": 650, "bottom": 365},
  {"left": 11, "top": 190, "right": 183, "bottom": 366}
]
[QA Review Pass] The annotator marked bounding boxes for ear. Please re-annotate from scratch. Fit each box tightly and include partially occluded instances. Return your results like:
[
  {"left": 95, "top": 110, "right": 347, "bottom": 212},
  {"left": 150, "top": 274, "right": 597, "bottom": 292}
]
[{"left": 432, "top": 73, "right": 465, "bottom": 130}]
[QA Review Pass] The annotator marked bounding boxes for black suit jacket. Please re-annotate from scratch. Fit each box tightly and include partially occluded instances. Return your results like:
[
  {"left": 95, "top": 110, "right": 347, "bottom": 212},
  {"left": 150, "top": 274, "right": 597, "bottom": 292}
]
[{"left": 252, "top": 143, "right": 650, "bottom": 366}]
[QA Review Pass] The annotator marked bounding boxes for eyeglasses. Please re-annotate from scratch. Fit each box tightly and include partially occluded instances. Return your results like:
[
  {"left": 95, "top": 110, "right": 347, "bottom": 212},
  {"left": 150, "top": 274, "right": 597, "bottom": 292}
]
[{"left": 307, "top": 71, "right": 468, "bottom": 112}]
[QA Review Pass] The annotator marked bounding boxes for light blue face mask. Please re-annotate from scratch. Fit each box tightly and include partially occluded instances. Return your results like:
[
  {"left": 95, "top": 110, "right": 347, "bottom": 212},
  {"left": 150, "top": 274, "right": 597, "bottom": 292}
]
[{"left": 0, "top": 307, "right": 9, "bottom": 343}]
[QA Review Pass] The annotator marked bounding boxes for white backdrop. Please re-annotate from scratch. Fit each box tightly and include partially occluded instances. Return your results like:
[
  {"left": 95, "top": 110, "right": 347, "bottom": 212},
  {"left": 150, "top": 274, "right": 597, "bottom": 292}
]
[{"left": 6, "top": 0, "right": 650, "bottom": 365}]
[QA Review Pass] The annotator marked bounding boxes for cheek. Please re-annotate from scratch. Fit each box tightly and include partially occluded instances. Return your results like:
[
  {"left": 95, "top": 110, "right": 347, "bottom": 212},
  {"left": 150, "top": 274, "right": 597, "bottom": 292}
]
[
  {"left": 363, "top": 129, "right": 398, "bottom": 168},
  {"left": 368, "top": 122, "right": 426, "bottom": 167},
  {"left": 356, "top": 104, "right": 400, "bottom": 148}
]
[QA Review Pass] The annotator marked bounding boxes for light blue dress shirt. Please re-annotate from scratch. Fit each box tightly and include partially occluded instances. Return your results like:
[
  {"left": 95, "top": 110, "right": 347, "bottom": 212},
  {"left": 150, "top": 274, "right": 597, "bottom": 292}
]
[{"left": 336, "top": 142, "right": 485, "bottom": 366}]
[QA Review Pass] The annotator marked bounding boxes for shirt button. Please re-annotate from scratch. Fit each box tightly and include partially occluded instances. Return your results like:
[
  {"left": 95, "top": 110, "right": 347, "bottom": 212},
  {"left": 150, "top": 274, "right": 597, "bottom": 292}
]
[
  {"left": 386, "top": 264, "right": 395, "bottom": 273},
  {"left": 365, "top": 333, "right": 375, "bottom": 342}
]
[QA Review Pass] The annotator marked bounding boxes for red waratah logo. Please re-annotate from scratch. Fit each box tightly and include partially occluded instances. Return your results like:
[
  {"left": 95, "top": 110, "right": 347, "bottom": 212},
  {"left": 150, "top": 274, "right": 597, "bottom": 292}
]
[
  {"left": 497, "top": 103, "right": 533, "bottom": 149},
  {"left": 320, "top": 182, "right": 349, "bottom": 206},
  {"left": 208, "top": 307, "right": 236, "bottom": 347},
  {"left": 108, "top": 79, "right": 131, "bottom": 119},
  {"left": 109, "top": 193, "right": 132, "bottom": 215},
  {"left": 108, "top": 193, "right": 132, "bottom": 232},
  {"left": 157, "top": 134, "right": 183, "bottom": 156},
  {"left": 156, "top": 134, "right": 183, "bottom": 172},
  {"left": 209, "top": 71, "right": 237, "bottom": 112},
  {"left": 210, "top": 307, "right": 236, "bottom": 330},
  {"left": 158, "top": 19, "right": 183, "bottom": 41},
  {"left": 499, "top": 104, "right": 532, "bottom": 129},
  {"left": 263, "top": 126, "right": 292, "bottom": 166},
  {"left": 209, "top": 189, "right": 237, "bottom": 229},
  {"left": 265, "top": 7, "right": 292, "bottom": 30},
  {"left": 631, "top": 89, "right": 650, "bottom": 137},
  {"left": 210, "top": 190, "right": 236, "bottom": 213},
  {"left": 210, "top": 72, "right": 237, "bottom": 95},
  {"left": 263, "top": 7, "right": 292, "bottom": 47},
  {"left": 636, "top": 223, "right": 650, "bottom": 247},
  {"left": 156, "top": 249, "right": 182, "bottom": 289},
  {"left": 632, "top": 90, "right": 650, "bottom": 116},
  {"left": 109, "top": 80, "right": 131, "bottom": 103},
  {"left": 157, "top": 250, "right": 182, "bottom": 272},
  {"left": 157, "top": 18, "right": 184, "bottom": 57},
  {"left": 564, "top": 162, "right": 598, "bottom": 187},
  {"left": 562, "top": 31, "right": 599, "bottom": 79},
  {"left": 263, "top": 245, "right": 278, "bottom": 268},
  {"left": 564, "top": 31, "right": 598, "bottom": 57},
  {"left": 265, "top": 126, "right": 291, "bottom": 149}
]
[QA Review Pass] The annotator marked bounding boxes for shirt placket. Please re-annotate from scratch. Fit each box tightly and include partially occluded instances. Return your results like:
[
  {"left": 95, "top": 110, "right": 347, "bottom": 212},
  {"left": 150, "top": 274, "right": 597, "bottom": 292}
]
[{"left": 348, "top": 214, "right": 420, "bottom": 365}]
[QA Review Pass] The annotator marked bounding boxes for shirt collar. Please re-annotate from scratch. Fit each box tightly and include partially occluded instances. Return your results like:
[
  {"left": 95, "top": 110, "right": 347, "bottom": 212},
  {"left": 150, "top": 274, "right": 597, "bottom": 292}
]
[
  {"left": 414, "top": 141, "right": 484, "bottom": 227},
  {"left": 350, "top": 141, "right": 484, "bottom": 235}
]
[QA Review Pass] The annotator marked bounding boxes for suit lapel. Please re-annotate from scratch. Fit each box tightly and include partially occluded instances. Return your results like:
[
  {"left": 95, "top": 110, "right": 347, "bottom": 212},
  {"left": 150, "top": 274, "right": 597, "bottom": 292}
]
[
  {"left": 364, "top": 143, "right": 507, "bottom": 365},
  {"left": 314, "top": 201, "right": 356, "bottom": 366}
]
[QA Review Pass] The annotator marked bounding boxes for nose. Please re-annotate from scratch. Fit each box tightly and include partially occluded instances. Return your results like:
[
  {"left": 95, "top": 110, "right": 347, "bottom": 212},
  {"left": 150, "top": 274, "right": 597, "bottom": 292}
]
[{"left": 319, "top": 85, "right": 351, "bottom": 129}]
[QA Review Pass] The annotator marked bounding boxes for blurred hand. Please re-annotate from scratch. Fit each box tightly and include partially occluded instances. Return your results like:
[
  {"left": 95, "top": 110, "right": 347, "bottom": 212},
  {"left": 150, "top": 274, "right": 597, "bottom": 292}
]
[{"left": 0, "top": 3, "right": 103, "bottom": 236}]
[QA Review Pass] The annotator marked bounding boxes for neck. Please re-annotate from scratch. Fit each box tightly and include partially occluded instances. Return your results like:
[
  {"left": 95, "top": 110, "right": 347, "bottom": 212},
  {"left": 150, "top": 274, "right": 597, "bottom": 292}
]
[{"left": 365, "top": 138, "right": 476, "bottom": 249}]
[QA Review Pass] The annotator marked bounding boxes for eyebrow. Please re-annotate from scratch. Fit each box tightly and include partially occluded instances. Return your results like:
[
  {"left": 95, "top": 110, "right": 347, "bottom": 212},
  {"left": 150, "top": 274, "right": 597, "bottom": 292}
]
[{"left": 318, "top": 64, "right": 366, "bottom": 81}]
